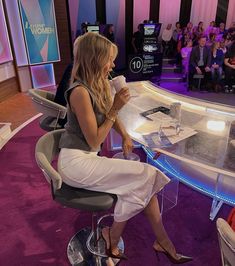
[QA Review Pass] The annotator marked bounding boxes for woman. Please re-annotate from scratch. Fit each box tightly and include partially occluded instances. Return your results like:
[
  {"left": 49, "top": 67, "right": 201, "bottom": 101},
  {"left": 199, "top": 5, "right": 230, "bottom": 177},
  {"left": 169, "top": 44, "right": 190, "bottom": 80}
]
[
  {"left": 210, "top": 41, "right": 224, "bottom": 92},
  {"left": 58, "top": 32, "right": 192, "bottom": 264},
  {"left": 224, "top": 41, "right": 235, "bottom": 93},
  {"left": 161, "top": 24, "right": 173, "bottom": 57},
  {"left": 181, "top": 39, "right": 193, "bottom": 80}
]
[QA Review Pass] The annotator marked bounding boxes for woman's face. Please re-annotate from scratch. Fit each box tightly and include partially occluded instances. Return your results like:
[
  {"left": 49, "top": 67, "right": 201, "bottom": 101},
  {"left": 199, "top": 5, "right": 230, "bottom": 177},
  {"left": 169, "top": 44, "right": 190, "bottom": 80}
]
[
  {"left": 102, "top": 46, "right": 115, "bottom": 79},
  {"left": 187, "top": 40, "right": 193, "bottom": 47}
]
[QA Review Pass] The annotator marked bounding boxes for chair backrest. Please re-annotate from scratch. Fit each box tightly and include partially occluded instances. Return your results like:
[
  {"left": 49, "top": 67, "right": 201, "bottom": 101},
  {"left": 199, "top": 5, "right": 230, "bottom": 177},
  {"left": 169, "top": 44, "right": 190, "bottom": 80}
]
[
  {"left": 216, "top": 217, "right": 235, "bottom": 266},
  {"left": 35, "top": 129, "right": 65, "bottom": 191},
  {"left": 29, "top": 89, "right": 67, "bottom": 119}
]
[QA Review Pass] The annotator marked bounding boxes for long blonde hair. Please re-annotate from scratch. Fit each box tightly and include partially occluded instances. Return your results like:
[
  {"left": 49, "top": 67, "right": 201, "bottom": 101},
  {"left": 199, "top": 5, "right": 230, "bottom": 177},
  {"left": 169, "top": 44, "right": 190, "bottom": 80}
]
[{"left": 72, "top": 32, "right": 118, "bottom": 113}]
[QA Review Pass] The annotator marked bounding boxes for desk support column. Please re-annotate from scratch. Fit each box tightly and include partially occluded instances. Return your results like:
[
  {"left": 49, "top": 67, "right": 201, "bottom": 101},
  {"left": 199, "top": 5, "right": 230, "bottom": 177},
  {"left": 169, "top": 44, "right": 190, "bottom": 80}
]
[{"left": 210, "top": 173, "right": 223, "bottom": 221}]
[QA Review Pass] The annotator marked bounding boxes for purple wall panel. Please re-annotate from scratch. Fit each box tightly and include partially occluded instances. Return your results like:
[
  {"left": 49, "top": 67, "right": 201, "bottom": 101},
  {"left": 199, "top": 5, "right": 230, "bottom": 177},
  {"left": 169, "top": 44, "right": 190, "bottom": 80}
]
[
  {"left": 133, "top": 0, "right": 150, "bottom": 32},
  {"left": 30, "top": 63, "right": 55, "bottom": 88},
  {"left": 4, "top": 0, "right": 28, "bottom": 66},
  {"left": 106, "top": 0, "right": 126, "bottom": 69}
]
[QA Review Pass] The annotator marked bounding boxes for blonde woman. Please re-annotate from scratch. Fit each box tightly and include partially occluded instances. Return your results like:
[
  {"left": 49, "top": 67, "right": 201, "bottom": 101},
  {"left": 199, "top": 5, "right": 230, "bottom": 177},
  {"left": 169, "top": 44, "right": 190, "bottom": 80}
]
[{"left": 58, "top": 32, "right": 192, "bottom": 264}]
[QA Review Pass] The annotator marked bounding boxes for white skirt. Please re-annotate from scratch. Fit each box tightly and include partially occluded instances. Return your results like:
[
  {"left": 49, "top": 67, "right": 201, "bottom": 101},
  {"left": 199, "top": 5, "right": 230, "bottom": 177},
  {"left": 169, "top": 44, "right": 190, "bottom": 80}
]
[{"left": 58, "top": 148, "right": 170, "bottom": 222}]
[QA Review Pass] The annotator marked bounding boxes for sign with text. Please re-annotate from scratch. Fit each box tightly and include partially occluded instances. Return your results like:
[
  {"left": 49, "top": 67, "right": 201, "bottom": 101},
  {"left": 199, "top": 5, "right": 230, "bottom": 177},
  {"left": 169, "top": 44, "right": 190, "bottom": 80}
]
[
  {"left": 18, "top": 0, "right": 60, "bottom": 65},
  {"left": 0, "top": 0, "right": 13, "bottom": 64},
  {"left": 128, "top": 53, "right": 163, "bottom": 81}
]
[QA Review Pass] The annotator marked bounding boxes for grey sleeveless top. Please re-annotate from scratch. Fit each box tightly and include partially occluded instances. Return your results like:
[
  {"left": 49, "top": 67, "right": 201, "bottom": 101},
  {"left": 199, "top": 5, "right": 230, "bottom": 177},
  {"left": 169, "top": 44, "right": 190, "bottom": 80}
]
[{"left": 59, "top": 81, "right": 106, "bottom": 151}]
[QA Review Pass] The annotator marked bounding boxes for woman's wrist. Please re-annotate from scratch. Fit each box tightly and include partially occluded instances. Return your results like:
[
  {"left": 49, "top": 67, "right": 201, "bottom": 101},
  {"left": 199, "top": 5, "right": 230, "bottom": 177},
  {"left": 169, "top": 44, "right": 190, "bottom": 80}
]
[
  {"left": 106, "top": 106, "right": 119, "bottom": 123},
  {"left": 106, "top": 113, "right": 116, "bottom": 123},
  {"left": 122, "top": 133, "right": 131, "bottom": 141}
]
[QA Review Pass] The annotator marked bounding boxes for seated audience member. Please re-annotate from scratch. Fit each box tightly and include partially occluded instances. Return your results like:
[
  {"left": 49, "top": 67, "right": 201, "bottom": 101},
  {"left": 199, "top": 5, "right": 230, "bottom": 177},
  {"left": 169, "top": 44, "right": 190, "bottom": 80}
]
[
  {"left": 193, "top": 22, "right": 204, "bottom": 40},
  {"left": 210, "top": 41, "right": 224, "bottom": 92},
  {"left": 131, "top": 24, "right": 143, "bottom": 54},
  {"left": 188, "top": 35, "right": 212, "bottom": 90},
  {"left": 185, "top": 22, "right": 194, "bottom": 35},
  {"left": 58, "top": 32, "right": 192, "bottom": 264},
  {"left": 206, "top": 32, "right": 216, "bottom": 47},
  {"left": 181, "top": 39, "right": 193, "bottom": 80},
  {"left": 178, "top": 32, "right": 191, "bottom": 52},
  {"left": 172, "top": 22, "right": 182, "bottom": 52},
  {"left": 161, "top": 23, "right": 173, "bottom": 57},
  {"left": 205, "top": 21, "right": 216, "bottom": 37},
  {"left": 224, "top": 41, "right": 235, "bottom": 93},
  {"left": 220, "top": 38, "right": 227, "bottom": 54},
  {"left": 218, "top": 22, "right": 227, "bottom": 37}
]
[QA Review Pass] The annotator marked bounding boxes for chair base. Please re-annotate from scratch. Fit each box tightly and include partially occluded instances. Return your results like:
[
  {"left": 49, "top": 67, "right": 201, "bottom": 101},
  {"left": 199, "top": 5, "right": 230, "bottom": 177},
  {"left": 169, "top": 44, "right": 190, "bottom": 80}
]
[{"left": 67, "top": 227, "right": 124, "bottom": 266}]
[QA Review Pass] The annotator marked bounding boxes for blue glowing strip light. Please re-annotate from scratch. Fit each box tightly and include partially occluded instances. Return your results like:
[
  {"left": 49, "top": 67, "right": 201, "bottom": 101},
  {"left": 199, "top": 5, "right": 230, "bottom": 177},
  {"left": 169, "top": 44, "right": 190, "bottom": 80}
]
[{"left": 142, "top": 147, "right": 235, "bottom": 206}]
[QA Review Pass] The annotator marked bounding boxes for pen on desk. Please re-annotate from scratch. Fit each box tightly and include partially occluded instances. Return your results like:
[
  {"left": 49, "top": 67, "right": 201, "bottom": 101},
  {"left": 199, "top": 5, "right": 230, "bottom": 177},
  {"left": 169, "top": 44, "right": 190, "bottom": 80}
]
[{"left": 140, "top": 113, "right": 153, "bottom": 121}]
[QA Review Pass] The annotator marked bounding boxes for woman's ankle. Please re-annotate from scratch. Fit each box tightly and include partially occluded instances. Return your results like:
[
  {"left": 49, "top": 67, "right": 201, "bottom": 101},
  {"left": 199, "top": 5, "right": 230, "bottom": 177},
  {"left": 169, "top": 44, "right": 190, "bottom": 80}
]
[{"left": 109, "top": 228, "right": 120, "bottom": 248}]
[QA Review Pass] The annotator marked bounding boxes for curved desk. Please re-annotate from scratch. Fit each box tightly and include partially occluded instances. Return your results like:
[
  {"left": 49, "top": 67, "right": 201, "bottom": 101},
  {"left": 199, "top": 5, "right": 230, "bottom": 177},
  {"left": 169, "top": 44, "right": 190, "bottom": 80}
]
[{"left": 110, "top": 81, "right": 235, "bottom": 220}]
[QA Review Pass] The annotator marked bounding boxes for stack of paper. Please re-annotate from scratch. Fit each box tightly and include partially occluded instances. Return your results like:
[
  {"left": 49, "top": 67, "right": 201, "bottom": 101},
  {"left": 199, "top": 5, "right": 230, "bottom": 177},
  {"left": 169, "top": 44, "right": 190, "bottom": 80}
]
[{"left": 134, "top": 118, "right": 197, "bottom": 147}]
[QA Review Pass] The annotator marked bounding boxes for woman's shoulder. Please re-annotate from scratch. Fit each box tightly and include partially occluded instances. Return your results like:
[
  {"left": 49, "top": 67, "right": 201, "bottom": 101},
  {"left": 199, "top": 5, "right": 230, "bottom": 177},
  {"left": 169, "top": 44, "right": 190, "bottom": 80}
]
[{"left": 71, "top": 84, "right": 89, "bottom": 98}]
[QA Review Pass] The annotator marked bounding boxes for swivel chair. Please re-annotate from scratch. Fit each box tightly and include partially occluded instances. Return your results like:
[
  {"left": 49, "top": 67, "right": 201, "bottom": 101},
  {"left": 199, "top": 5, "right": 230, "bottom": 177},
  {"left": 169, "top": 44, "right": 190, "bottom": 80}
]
[
  {"left": 29, "top": 89, "right": 67, "bottom": 131},
  {"left": 35, "top": 129, "right": 124, "bottom": 265},
  {"left": 216, "top": 217, "right": 235, "bottom": 266}
]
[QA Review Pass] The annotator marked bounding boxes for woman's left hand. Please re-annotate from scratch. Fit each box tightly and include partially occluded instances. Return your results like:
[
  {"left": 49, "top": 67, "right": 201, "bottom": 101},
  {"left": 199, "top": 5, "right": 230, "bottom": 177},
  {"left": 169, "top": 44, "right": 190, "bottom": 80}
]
[{"left": 122, "top": 135, "right": 134, "bottom": 158}]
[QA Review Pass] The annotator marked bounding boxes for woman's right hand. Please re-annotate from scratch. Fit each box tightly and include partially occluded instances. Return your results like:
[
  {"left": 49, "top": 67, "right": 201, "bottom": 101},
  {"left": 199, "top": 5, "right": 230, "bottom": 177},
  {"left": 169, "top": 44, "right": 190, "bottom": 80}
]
[{"left": 112, "top": 87, "right": 130, "bottom": 111}]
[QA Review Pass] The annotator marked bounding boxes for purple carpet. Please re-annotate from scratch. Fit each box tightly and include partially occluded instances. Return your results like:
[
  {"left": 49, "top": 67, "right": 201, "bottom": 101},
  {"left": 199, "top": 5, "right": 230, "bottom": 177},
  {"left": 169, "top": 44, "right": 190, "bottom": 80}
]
[{"left": 0, "top": 118, "right": 232, "bottom": 266}]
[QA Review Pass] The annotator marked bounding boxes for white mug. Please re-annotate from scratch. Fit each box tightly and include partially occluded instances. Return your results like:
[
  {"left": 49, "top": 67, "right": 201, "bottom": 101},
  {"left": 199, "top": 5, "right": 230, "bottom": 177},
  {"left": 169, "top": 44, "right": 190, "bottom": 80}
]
[{"left": 112, "top": 75, "right": 127, "bottom": 93}]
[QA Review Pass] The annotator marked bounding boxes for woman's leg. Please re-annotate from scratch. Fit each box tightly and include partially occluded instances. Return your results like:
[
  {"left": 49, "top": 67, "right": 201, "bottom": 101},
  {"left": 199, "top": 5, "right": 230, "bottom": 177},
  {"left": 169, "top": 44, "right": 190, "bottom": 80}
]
[
  {"left": 144, "top": 196, "right": 177, "bottom": 256},
  {"left": 102, "top": 221, "right": 127, "bottom": 255}
]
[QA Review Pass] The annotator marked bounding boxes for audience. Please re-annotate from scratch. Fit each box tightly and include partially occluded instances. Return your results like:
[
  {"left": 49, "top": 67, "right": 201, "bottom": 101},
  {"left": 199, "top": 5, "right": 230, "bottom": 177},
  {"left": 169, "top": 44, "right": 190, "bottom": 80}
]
[
  {"left": 129, "top": 19, "right": 234, "bottom": 93},
  {"left": 162, "top": 19, "right": 235, "bottom": 93}
]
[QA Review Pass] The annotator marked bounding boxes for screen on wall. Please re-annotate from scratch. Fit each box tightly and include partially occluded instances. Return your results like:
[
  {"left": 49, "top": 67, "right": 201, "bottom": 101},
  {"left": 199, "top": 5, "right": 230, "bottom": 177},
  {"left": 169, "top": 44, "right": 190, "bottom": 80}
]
[
  {"left": 87, "top": 25, "right": 100, "bottom": 33},
  {"left": 0, "top": 0, "right": 13, "bottom": 64},
  {"left": 18, "top": 0, "right": 60, "bottom": 65}
]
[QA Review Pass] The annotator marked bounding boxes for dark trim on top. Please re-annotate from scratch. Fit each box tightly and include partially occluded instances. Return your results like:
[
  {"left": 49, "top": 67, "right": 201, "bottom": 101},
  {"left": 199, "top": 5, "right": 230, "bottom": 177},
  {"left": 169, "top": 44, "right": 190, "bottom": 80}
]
[
  {"left": 95, "top": 0, "right": 106, "bottom": 24},
  {"left": 149, "top": 0, "right": 160, "bottom": 23},
  {"left": 66, "top": 0, "right": 73, "bottom": 59},
  {"left": 125, "top": 0, "right": 134, "bottom": 65},
  {"left": 179, "top": 0, "right": 192, "bottom": 28},
  {"left": 215, "top": 0, "right": 229, "bottom": 26}
]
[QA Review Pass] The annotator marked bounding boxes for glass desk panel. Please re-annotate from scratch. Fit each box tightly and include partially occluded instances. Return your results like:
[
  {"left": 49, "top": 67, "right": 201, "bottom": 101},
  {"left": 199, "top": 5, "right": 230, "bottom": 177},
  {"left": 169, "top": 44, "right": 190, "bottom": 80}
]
[
  {"left": 118, "top": 81, "right": 235, "bottom": 179},
  {"left": 114, "top": 81, "right": 235, "bottom": 220}
]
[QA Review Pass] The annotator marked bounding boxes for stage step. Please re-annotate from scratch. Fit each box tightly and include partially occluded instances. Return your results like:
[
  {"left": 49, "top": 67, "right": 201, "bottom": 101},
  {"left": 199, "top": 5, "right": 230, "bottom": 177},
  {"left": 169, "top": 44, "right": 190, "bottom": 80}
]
[
  {"left": 162, "top": 58, "right": 176, "bottom": 65},
  {"left": 160, "top": 72, "right": 183, "bottom": 82},
  {"left": 0, "top": 123, "right": 12, "bottom": 149},
  {"left": 162, "top": 64, "right": 181, "bottom": 73}
]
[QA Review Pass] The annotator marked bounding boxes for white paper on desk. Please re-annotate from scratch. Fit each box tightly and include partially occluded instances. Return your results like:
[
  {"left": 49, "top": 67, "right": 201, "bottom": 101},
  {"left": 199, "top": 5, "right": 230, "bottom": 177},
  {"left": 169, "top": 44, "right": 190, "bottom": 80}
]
[
  {"left": 134, "top": 121, "right": 197, "bottom": 145},
  {"left": 134, "top": 119, "right": 172, "bottom": 134},
  {"left": 134, "top": 120, "right": 162, "bottom": 134},
  {"left": 167, "top": 126, "right": 197, "bottom": 144}
]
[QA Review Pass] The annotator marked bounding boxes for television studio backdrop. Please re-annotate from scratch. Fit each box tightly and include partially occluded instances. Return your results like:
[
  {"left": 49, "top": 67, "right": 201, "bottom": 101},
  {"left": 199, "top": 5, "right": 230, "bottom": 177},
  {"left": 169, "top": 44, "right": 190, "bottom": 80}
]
[{"left": 0, "top": 0, "right": 235, "bottom": 266}]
